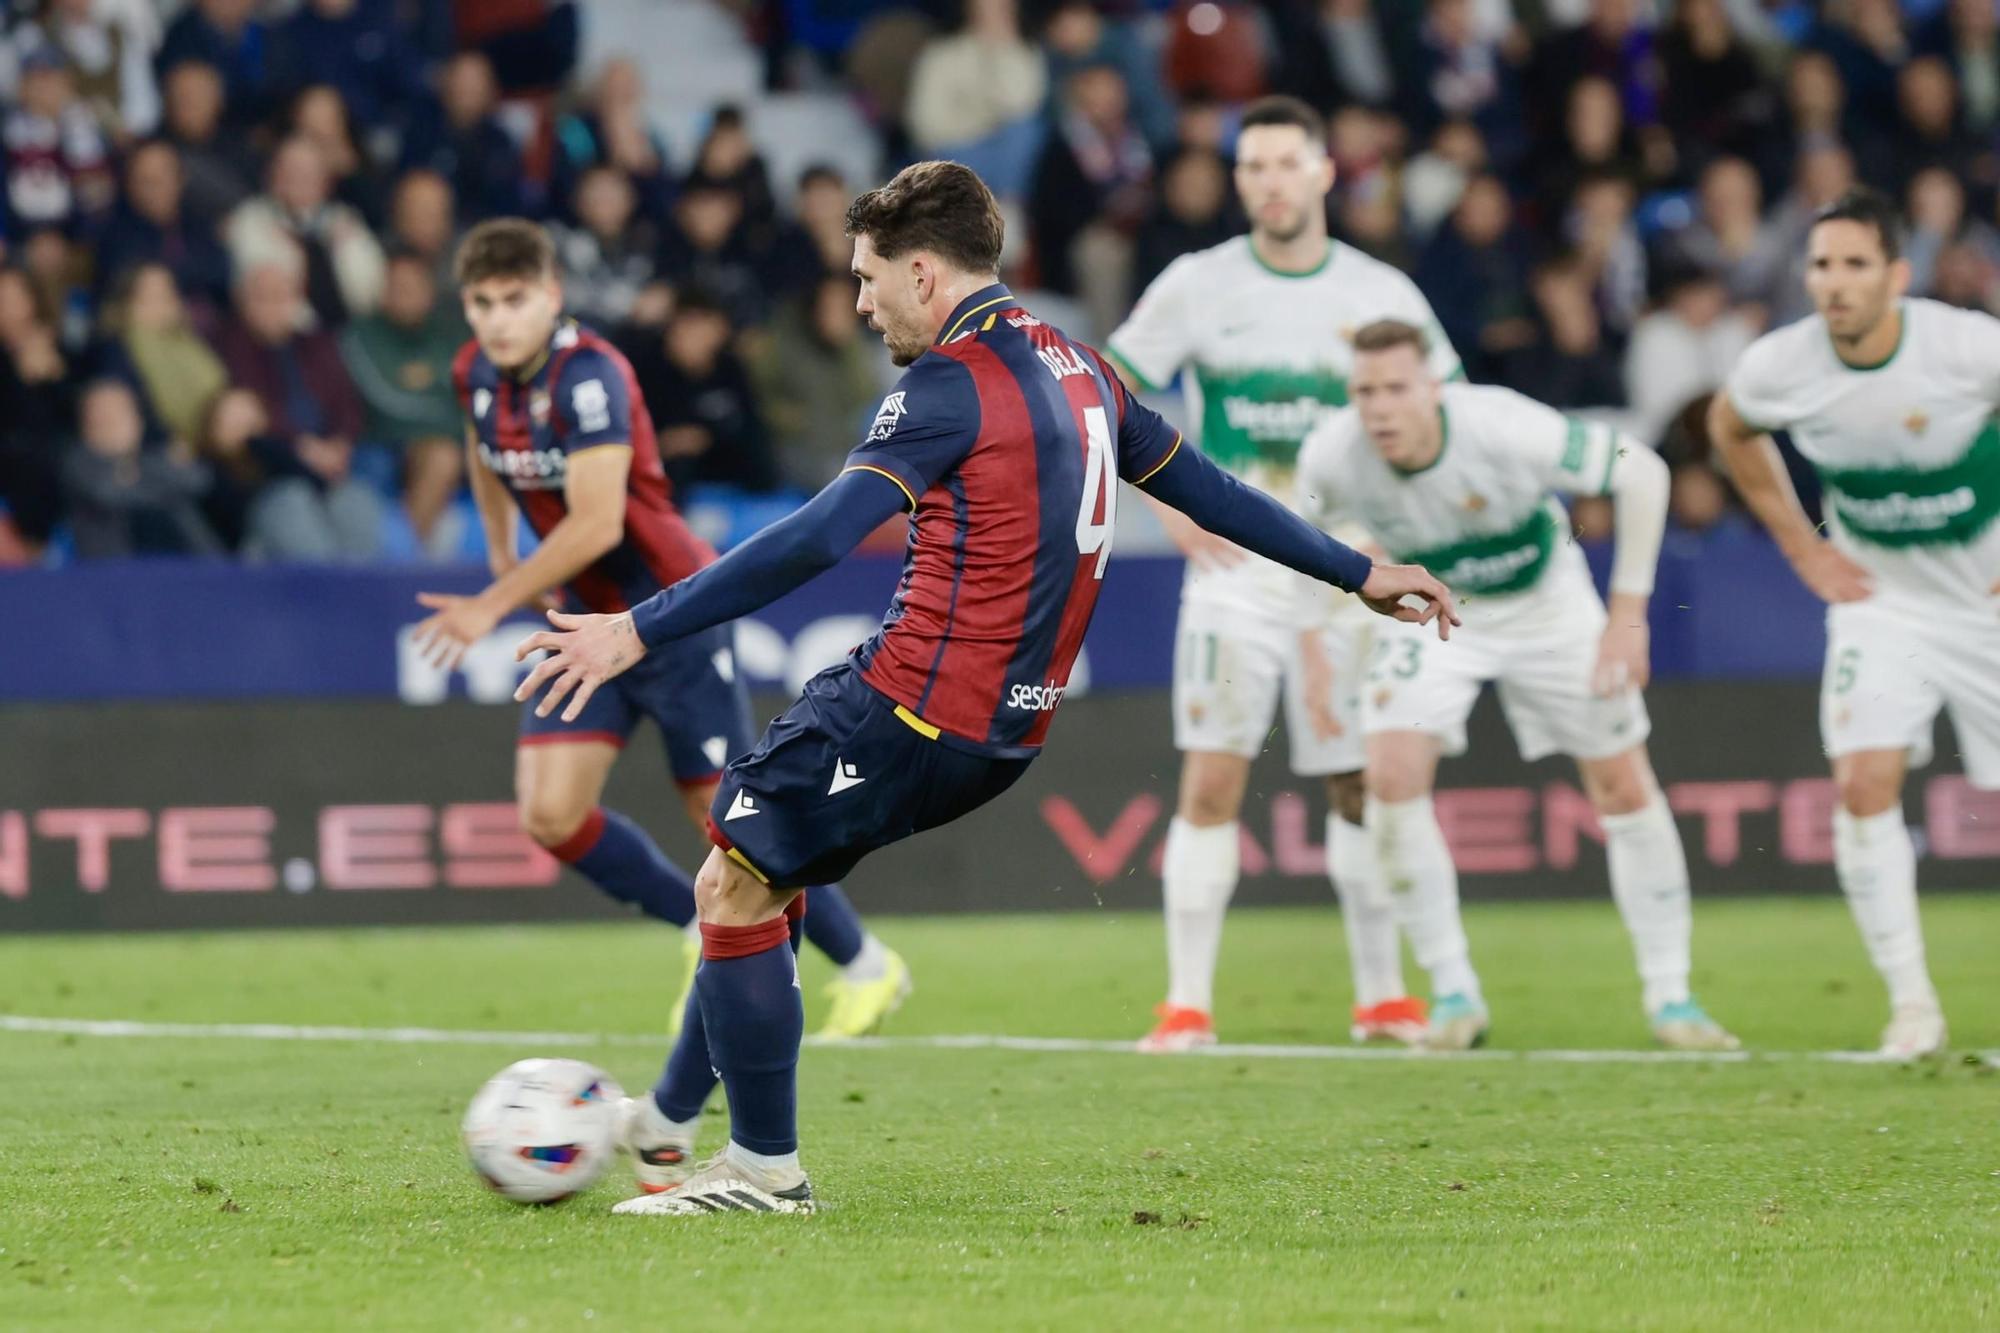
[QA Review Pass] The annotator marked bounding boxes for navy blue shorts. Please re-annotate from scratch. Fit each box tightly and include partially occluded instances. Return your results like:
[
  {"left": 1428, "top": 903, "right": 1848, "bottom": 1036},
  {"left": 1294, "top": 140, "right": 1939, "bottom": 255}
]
[
  {"left": 707, "top": 664, "right": 1035, "bottom": 888},
  {"left": 519, "top": 623, "right": 754, "bottom": 788}
]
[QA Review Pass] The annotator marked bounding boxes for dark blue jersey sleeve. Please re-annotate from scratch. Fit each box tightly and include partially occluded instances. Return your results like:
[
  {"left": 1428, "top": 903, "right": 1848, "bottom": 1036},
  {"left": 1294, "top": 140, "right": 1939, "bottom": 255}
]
[
  {"left": 552, "top": 347, "right": 633, "bottom": 452},
  {"left": 630, "top": 469, "right": 908, "bottom": 649},
  {"left": 841, "top": 353, "right": 981, "bottom": 509},
  {"left": 1089, "top": 347, "right": 1183, "bottom": 483},
  {"left": 1136, "top": 442, "right": 1374, "bottom": 593}
]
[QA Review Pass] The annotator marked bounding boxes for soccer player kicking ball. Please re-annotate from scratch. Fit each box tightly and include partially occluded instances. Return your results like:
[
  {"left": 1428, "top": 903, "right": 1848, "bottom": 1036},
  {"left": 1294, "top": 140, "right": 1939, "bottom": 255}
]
[
  {"left": 1295, "top": 320, "right": 1738, "bottom": 1054},
  {"left": 411, "top": 221, "right": 910, "bottom": 1174},
  {"left": 514, "top": 162, "right": 1459, "bottom": 1216},
  {"left": 1107, "top": 95, "right": 1457, "bottom": 1051},
  {"left": 1712, "top": 188, "right": 1998, "bottom": 1059}
]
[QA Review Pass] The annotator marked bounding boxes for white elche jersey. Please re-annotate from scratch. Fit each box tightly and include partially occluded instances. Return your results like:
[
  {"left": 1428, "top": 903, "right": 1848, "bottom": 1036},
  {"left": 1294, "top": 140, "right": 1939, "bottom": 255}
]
[
  {"left": 1108, "top": 236, "right": 1460, "bottom": 620},
  {"left": 1724, "top": 298, "right": 2000, "bottom": 612},
  {"left": 1295, "top": 382, "right": 1626, "bottom": 623}
]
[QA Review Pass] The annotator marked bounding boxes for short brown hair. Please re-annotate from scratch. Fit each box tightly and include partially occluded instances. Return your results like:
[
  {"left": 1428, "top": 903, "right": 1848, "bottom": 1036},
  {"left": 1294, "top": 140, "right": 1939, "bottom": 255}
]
[
  {"left": 453, "top": 218, "right": 555, "bottom": 288},
  {"left": 1351, "top": 318, "right": 1430, "bottom": 358},
  {"left": 844, "top": 161, "right": 1004, "bottom": 274},
  {"left": 1239, "top": 95, "right": 1327, "bottom": 147}
]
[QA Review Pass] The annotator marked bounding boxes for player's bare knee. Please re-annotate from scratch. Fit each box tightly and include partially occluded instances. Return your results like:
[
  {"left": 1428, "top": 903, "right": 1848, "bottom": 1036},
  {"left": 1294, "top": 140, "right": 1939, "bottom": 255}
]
[
  {"left": 518, "top": 798, "right": 588, "bottom": 850},
  {"left": 1177, "top": 756, "right": 1247, "bottom": 825},
  {"left": 1325, "top": 772, "right": 1367, "bottom": 825},
  {"left": 1581, "top": 750, "right": 1653, "bottom": 816},
  {"left": 1835, "top": 767, "right": 1902, "bottom": 818}
]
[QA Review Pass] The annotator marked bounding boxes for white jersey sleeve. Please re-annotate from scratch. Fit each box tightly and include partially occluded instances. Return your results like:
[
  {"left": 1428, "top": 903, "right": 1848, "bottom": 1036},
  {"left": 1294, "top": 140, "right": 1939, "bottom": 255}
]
[
  {"left": 1105, "top": 254, "right": 1200, "bottom": 391},
  {"left": 1933, "top": 303, "right": 2000, "bottom": 405},
  {"left": 1722, "top": 326, "right": 1807, "bottom": 433},
  {"left": 1479, "top": 386, "right": 1627, "bottom": 496}
]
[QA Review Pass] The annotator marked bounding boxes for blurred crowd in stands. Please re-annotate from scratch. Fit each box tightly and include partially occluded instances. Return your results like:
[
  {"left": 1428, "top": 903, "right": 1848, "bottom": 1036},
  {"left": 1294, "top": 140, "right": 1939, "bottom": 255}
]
[{"left": 0, "top": 0, "right": 1987, "bottom": 565}]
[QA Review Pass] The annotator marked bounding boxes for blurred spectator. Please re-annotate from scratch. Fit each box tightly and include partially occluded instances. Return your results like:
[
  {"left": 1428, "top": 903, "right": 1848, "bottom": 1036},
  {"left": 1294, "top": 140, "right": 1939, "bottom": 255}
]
[
  {"left": 552, "top": 166, "right": 659, "bottom": 333},
  {"left": 684, "top": 106, "right": 778, "bottom": 232},
  {"left": 628, "top": 291, "right": 779, "bottom": 495},
  {"left": 1506, "top": 255, "right": 1626, "bottom": 410},
  {"left": 4, "top": 44, "right": 115, "bottom": 231},
  {"left": 1564, "top": 172, "right": 1647, "bottom": 336},
  {"left": 17, "top": 0, "right": 163, "bottom": 141},
  {"left": 1534, "top": 75, "right": 1646, "bottom": 223},
  {"left": 271, "top": 0, "right": 425, "bottom": 136},
  {"left": 1906, "top": 166, "right": 2000, "bottom": 297},
  {"left": 385, "top": 169, "right": 459, "bottom": 281},
  {"left": 1525, "top": 0, "right": 1661, "bottom": 144},
  {"left": 1661, "top": 156, "right": 1786, "bottom": 316},
  {"left": 1659, "top": 394, "right": 1736, "bottom": 534},
  {"left": 657, "top": 183, "right": 769, "bottom": 331},
  {"left": 1042, "top": 0, "right": 1176, "bottom": 152},
  {"left": 96, "top": 262, "right": 228, "bottom": 447},
  {"left": 750, "top": 274, "right": 887, "bottom": 487},
  {"left": 214, "top": 255, "right": 384, "bottom": 561},
  {"left": 1029, "top": 63, "right": 1153, "bottom": 329},
  {"left": 96, "top": 139, "right": 232, "bottom": 311},
  {"left": 155, "top": 0, "right": 274, "bottom": 128},
  {"left": 1164, "top": 0, "right": 1267, "bottom": 104},
  {"left": 287, "top": 84, "right": 390, "bottom": 227},
  {"left": 1892, "top": 56, "right": 1992, "bottom": 198},
  {"left": 1415, "top": 173, "right": 1534, "bottom": 382},
  {"left": 338, "top": 250, "right": 466, "bottom": 557},
  {"left": 1403, "top": 119, "right": 1488, "bottom": 240},
  {"left": 1658, "top": 0, "right": 1770, "bottom": 172},
  {"left": 226, "top": 136, "right": 387, "bottom": 329},
  {"left": 1133, "top": 147, "right": 1232, "bottom": 294},
  {"left": 553, "top": 58, "right": 674, "bottom": 223},
  {"left": 767, "top": 164, "right": 856, "bottom": 297},
  {"left": 453, "top": 0, "right": 579, "bottom": 95},
  {"left": 1397, "top": 0, "right": 1523, "bottom": 169},
  {"left": 906, "top": 0, "right": 1047, "bottom": 199},
  {"left": 158, "top": 59, "right": 256, "bottom": 224},
  {"left": 1810, "top": 0, "right": 1910, "bottom": 129},
  {"left": 1921, "top": 0, "right": 2000, "bottom": 135},
  {"left": 20, "top": 227, "right": 90, "bottom": 352},
  {"left": 0, "top": 265, "right": 74, "bottom": 546},
  {"left": 1759, "top": 50, "right": 1856, "bottom": 196},
  {"left": 1622, "top": 266, "right": 1757, "bottom": 447},
  {"left": 62, "top": 378, "right": 220, "bottom": 559},
  {"left": 401, "top": 51, "right": 524, "bottom": 220},
  {"left": 1339, "top": 182, "right": 1413, "bottom": 270},
  {"left": 1930, "top": 239, "right": 2000, "bottom": 311},
  {"left": 1766, "top": 142, "right": 1861, "bottom": 325},
  {"left": 191, "top": 386, "right": 267, "bottom": 549}
]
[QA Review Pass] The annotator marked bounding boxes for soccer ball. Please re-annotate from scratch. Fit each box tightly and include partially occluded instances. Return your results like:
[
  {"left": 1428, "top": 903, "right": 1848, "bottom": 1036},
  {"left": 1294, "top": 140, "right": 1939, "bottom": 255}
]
[{"left": 461, "top": 1058, "right": 625, "bottom": 1204}]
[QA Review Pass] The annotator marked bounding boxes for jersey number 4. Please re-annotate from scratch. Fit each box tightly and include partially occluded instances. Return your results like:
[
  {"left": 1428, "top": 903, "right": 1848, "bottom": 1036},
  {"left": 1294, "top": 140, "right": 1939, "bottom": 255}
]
[{"left": 1076, "top": 406, "right": 1117, "bottom": 580}]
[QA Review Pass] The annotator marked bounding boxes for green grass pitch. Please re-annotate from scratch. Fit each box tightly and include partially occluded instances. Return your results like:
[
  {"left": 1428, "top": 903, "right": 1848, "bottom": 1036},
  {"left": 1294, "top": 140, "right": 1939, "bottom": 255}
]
[{"left": 1, "top": 896, "right": 1996, "bottom": 1331}]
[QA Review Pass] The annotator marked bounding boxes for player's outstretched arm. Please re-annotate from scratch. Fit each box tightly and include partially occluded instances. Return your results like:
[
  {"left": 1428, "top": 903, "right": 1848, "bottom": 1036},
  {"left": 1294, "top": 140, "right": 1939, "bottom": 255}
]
[
  {"left": 512, "top": 469, "right": 908, "bottom": 722},
  {"left": 1137, "top": 441, "right": 1460, "bottom": 638},
  {"left": 1706, "top": 394, "right": 1871, "bottom": 603},
  {"left": 1593, "top": 441, "right": 1669, "bottom": 696}
]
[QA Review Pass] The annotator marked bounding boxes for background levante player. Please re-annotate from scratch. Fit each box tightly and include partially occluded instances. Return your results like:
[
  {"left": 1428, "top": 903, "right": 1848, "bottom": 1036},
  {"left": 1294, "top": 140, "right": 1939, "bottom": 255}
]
[
  {"left": 513, "top": 162, "right": 1458, "bottom": 1216},
  {"left": 1107, "top": 96, "right": 1456, "bottom": 1052},
  {"left": 1296, "top": 321, "right": 1738, "bottom": 1053},
  {"left": 409, "top": 220, "right": 909, "bottom": 1064},
  {"left": 1713, "top": 188, "right": 2000, "bottom": 1059}
]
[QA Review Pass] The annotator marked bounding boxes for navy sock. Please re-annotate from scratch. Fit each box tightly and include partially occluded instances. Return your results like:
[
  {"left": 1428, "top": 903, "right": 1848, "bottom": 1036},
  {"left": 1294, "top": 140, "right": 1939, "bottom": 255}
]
[
  {"left": 653, "top": 977, "right": 719, "bottom": 1123},
  {"left": 695, "top": 911, "right": 804, "bottom": 1156},
  {"left": 549, "top": 808, "right": 697, "bottom": 928},
  {"left": 800, "top": 881, "right": 865, "bottom": 967}
]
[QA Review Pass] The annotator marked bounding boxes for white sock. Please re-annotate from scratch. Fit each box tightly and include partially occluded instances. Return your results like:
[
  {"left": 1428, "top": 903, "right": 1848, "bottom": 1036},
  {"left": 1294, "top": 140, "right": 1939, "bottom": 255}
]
[
  {"left": 1329, "top": 813, "right": 1404, "bottom": 1007},
  {"left": 638, "top": 1092, "right": 699, "bottom": 1145},
  {"left": 1369, "top": 794, "right": 1480, "bottom": 1002},
  {"left": 842, "top": 933, "right": 889, "bottom": 983},
  {"left": 1834, "top": 807, "right": 1936, "bottom": 1010},
  {"left": 1162, "top": 817, "right": 1239, "bottom": 1013},
  {"left": 1601, "top": 794, "right": 1693, "bottom": 1016},
  {"left": 727, "top": 1141, "right": 803, "bottom": 1182}
]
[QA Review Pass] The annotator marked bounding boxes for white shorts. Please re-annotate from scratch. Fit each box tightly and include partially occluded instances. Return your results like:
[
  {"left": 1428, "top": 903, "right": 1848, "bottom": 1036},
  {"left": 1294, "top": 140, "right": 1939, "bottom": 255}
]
[
  {"left": 1362, "top": 589, "right": 1649, "bottom": 762},
  {"left": 1171, "top": 597, "right": 1368, "bottom": 776},
  {"left": 1822, "top": 598, "right": 2000, "bottom": 788}
]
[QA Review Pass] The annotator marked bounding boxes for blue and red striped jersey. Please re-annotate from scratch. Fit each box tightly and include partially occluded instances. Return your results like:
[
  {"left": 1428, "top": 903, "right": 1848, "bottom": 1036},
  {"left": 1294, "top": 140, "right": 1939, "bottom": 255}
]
[
  {"left": 845, "top": 285, "right": 1182, "bottom": 755},
  {"left": 454, "top": 319, "right": 714, "bottom": 614}
]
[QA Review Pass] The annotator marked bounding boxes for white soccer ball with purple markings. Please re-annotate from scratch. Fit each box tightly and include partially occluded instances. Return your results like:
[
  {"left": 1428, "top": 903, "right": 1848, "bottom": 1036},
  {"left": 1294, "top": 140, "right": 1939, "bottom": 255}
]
[{"left": 461, "top": 1058, "right": 625, "bottom": 1204}]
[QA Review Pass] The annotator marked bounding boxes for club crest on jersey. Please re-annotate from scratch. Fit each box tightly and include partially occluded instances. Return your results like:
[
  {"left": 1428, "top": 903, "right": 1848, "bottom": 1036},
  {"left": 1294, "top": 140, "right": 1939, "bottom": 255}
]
[
  {"left": 867, "top": 391, "right": 908, "bottom": 441},
  {"left": 1905, "top": 409, "right": 1929, "bottom": 436},
  {"left": 529, "top": 389, "right": 551, "bottom": 425}
]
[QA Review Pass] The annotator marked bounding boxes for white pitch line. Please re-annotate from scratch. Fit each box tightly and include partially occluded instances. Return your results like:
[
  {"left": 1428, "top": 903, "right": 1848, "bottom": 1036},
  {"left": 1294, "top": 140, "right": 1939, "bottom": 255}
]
[{"left": 3, "top": 1014, "right": 1992, "bottom": 1068}]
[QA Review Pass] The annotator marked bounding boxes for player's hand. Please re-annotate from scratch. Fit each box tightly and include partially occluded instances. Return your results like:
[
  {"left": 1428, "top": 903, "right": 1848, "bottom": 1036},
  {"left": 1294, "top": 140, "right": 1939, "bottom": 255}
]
[
  {"left": 1788, "top": 539, "right": 1873, "bottom": 603},
  {"left": 1158, "top": 503, "right": 1247, "bottom": 571},
  {"left": 1296, "top": 630, "right": 1343, "bottom": 740},
  {"left": 512, "top": 610, "right": 647, "bottom": 722},
  {"left": 1592, "top": 620, "right": 1650, "bottom": 697},
  {"left": 1357, "top": 563, "right": 1461, "bottom": 641},
  {"left": 412, "top": 593, "right": 502, "bottom": 670}
]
